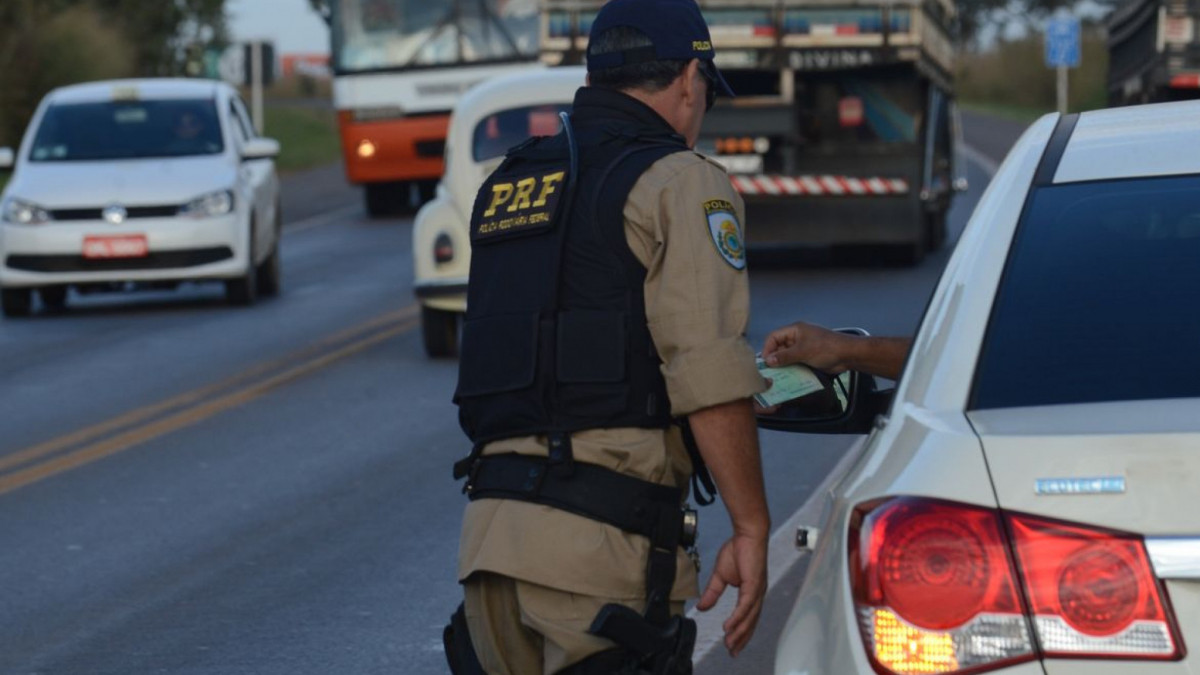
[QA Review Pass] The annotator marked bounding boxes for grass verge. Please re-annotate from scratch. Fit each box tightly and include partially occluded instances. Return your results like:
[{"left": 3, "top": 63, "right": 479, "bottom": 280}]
[{"left": 263, "top": 104, "right": 342, "bottom": 174}]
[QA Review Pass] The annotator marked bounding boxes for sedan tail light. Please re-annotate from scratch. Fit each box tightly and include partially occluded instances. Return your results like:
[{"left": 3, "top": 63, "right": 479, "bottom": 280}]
[
  {"left": 852, "top": 498, "right": 1034, "bottom": 674},
  {"left": 850, "top": 498, "right": 1183, "bottom": 675},
  {"left": 1008, "top": 514, "right": 1181, "bottom": 659}
]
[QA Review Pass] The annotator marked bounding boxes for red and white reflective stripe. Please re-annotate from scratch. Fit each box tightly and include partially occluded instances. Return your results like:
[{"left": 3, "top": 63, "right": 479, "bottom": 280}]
[{"left": 730, "top": 174, "right": 910, "bottom": 196}]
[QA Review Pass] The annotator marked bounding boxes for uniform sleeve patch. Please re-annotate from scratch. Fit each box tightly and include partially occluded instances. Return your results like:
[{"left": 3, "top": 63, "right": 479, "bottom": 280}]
[{"left": 703, "top": 199, "right": 746, "bottom": 270}]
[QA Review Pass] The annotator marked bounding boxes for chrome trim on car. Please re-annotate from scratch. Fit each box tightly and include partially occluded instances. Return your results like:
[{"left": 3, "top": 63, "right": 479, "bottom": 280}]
[{"left": 1146, "top": 537, "right": 1200, "bottom": 580}]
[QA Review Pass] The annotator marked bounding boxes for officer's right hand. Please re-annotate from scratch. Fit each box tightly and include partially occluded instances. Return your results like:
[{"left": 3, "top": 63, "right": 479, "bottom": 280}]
[{"left": 695, "top": 532, "right": 768, "bottom": 657}]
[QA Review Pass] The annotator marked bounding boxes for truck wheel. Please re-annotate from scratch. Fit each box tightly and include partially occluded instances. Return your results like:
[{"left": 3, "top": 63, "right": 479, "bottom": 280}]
[
  {"left": 365, "top": 182, "right": 406, "bottom": 218},
  {"left": 2, "top": 288, "right": 33, "bottom": 318},
  {"left": 417, "top": 180, "right": 438, "bottom": 206},
  {"left": 926, "top": 211, "right": 948, "bottom": 252},
  {"left": 883, "top": 230, "right": 927, "bottom": 267},
  {"left": 39, "top": 286, "right": 68, "bottom": 311},
  {"left": 422, "top": 306, "right": 459, "bottom": 358}
]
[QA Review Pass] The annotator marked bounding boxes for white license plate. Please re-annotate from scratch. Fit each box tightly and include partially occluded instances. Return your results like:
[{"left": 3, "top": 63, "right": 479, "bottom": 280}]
[{"left": 714, "top": 154, "right": 763, "bottom": 175}]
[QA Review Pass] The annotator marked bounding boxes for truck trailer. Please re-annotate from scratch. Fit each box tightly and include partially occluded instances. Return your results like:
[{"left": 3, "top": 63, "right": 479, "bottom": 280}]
[
  {"left": 1107, "top": 0, "right": 1200, "bottom": 106},
  {"left": 540, "top": 0, "right": 964, "bottom": 263}
]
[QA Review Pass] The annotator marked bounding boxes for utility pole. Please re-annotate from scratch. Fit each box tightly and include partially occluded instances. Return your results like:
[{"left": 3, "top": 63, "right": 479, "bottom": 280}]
[{"left": 251, "top": 40, "right": 264, "bottom": 134}]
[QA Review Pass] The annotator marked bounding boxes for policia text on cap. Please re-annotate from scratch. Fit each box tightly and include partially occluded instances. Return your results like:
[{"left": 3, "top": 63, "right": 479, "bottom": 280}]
[{"left": 443, "top": 0, "right": 770, "bottom": 673}]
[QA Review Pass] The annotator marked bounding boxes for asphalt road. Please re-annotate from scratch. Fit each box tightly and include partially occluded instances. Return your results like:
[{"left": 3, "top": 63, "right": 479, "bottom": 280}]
[{"left": 0, "top": 114, "right": 1026, "bottom": 675}]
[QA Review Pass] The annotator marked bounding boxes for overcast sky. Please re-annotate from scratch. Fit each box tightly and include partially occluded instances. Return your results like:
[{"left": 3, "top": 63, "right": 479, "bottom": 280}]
[{"left": 226, "top": 0, "right": 330, "bottom": 55}]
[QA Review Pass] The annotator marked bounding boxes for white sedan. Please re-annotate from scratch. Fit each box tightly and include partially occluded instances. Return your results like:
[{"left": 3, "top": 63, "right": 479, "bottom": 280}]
[
  {"left": 412, "top": 66, "right": 584, "bottom": 357},
  {"left": 0, "top": 78, "right": 282, "bottom": 317},
  {"left": 766, "top": 101, "right": 1200, "bottom": 674}
]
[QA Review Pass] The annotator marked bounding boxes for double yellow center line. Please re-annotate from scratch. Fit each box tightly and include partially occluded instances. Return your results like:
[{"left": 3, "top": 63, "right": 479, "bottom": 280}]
[{"left": 0, "top": 304, "right": 422, "bottom": 496}]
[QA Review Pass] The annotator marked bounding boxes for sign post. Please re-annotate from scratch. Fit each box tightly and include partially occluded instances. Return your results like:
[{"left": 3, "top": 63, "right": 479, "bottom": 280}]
[{"left": 1045, "top": 17, "right": 1081, "bottom": 114}]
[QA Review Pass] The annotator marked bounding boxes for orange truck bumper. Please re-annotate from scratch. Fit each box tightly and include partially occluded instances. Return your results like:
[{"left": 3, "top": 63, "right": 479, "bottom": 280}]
[{"left": 338, "top": 111, "right": 449, "bottom": 185}]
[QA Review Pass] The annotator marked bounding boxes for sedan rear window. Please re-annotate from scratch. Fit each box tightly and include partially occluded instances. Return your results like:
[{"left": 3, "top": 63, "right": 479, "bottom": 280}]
[
  {"left": 472, "top": 104, "right": 571, "bottom": 162},
  {"left": 972, "top": 174, "right": 1200, "bottom": 409},
  {"left": 30, "top": 99, "right": 224, "bottom": 162}
]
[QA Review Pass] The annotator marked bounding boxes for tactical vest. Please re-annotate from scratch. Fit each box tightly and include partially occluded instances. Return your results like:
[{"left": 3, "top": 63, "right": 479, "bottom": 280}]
[{"left": 453, "top": 119, "right": 689, "bottom": 445}]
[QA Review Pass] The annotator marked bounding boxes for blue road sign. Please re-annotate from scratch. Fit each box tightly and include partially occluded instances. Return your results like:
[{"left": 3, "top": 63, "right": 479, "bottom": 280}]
[{"left": 1045, "top": 17, "right": 1081, "bottom": 68}]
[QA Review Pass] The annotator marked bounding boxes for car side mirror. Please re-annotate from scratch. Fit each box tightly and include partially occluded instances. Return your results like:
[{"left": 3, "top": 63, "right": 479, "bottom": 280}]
[
  {"left": 242, "top": 138, "right": 280, "bottom": 161},
  {"left": 0, "top": 147, "right": 14, "bottom": 171},
  {"left": 755, "top": 328, "right": 893, "bottom": 435}
]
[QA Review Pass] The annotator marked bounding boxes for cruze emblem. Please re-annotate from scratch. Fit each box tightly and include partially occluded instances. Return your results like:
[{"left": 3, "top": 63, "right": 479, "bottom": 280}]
[
  {"left": 1036, "top": 476, "right": 1126, "bottom": 495},
  {"left": 102, "top": 204, "right": 127, "bottom": 225}
]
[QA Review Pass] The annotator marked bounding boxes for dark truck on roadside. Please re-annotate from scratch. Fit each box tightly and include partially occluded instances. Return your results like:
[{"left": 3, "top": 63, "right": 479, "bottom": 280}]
[
  {"left": 1108, "top": 0, "right": 1200, "bottom": 105},
  {"left": 540, "top": 0, "right": 965, "bottom": 264}
]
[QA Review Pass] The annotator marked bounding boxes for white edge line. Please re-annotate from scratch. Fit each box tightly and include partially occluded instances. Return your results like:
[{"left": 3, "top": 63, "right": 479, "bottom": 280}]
[
  {"left": 286, "top": 203, "right": 362, "bottom": 234},
  {"left": 689, "top": 140, "right": 1002, "bottom": 663}
]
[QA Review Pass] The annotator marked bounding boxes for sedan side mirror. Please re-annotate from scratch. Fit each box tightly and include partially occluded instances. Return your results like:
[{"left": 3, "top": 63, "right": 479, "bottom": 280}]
[
  {"left": 242, "top": 138, "right": 280, "bottom": 161},
  {"left": 0, "top": 147, "right": 14, "bottom": 171},
  {"left": 755, "top": 328, "right": 893, "bottom": 435},
  {"left": 756, "top": 369, "right": 891, "bottom": 435}
]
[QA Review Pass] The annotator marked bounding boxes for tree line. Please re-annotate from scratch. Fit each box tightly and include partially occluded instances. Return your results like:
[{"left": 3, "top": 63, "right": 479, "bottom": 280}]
[{"left": 0, "top": 0, "right": 227, "bottom": 147}]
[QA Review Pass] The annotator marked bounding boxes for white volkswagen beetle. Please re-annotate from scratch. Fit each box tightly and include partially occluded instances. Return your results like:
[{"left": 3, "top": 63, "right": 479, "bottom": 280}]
[
  {"left": 412, "top": 66, "right": 585, "bottom": 357},
  {"left": 0, "top": 78, "right": 282, "bottom": 317}
]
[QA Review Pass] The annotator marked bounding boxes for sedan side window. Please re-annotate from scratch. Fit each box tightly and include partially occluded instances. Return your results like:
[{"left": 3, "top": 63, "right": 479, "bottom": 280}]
[{"left": 972, "top": 174, "right": 1200, "bottom": 409}]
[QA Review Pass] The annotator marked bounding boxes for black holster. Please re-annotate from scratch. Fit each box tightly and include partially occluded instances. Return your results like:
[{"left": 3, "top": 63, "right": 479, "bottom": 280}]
[
  {"left": 444, "top": 603, "right": 486, "bottom": 675},
  {"left": 577, "top": 604, "right": 696, "bottom": 675}
]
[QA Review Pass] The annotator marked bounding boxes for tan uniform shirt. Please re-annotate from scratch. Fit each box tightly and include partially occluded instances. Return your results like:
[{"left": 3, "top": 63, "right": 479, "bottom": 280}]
[{"left": 457, "top": 150, "right": 766, "bottom": 601}]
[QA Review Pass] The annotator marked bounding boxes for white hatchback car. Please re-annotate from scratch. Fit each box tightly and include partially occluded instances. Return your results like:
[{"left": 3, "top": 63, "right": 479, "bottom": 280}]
[
  {"left": 412, "top": 66, "right": 584, "bottom": 357},
  {"left": 0, "top": 78, "right": 282, "bottom": 317},
  {"left": 765, "top": 101, "right": 1200, "bottom": 674}
]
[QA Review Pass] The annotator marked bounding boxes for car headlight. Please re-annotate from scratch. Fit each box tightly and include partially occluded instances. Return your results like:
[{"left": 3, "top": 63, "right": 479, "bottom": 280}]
[
  {"left": 179, "top": 190, "right": 234, "bottom": 218},
  {"left": 2, "top": 197, "right": 51, "bottom": 225}
]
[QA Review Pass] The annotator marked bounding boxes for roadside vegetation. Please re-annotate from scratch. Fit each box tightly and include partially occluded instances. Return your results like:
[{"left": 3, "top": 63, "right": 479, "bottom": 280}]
[
  {"left": 0, "top": 0, "right": 226, "bottom": 150},
  {"left": 957, "top": 28, "right": 1110, "bottom": 120},
  {"left": 262, "top": 97, "right": 341, "bottom": 173}
]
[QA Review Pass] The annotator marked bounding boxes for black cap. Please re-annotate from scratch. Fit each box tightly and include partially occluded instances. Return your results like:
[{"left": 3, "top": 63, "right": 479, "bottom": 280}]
[{"left": 587, "top": 0, "right": 735, "bottom": 97}]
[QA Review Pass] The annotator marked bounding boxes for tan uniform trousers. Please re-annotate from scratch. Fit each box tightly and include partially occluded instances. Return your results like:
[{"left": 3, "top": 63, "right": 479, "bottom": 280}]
[{"left": 463, "top": 571, "right": 686, "bottom": 675}]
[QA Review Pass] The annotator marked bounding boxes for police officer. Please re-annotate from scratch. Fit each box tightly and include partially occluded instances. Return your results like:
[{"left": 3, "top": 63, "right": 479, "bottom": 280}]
[{"left": 446, "top": 1, "right": 769, "bottom": 672}]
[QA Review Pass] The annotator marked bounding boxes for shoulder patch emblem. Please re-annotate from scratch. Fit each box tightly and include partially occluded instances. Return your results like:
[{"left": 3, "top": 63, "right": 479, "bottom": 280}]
[{"left": 703, "top": 199, "right": 745, "bottom": 270}]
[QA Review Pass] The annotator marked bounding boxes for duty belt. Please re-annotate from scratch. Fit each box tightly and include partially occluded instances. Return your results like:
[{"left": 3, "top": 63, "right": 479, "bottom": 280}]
[{"left": 463, "top": 447, "right": 688, "bottom": 625}]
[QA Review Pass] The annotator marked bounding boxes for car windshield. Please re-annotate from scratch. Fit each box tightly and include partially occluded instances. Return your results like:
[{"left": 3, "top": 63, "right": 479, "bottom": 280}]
[
  {"left": 333, "top": 0, "right": 538, "bottom": 72},
  {"left": 472, "top": 104, "right": 571, "bottom": 162},
  {"left": 972, "top": 173, "right": 1200, "bottom": 409},
  {"left": 29, "top": 99, "right": 224, "bottom": 162}
]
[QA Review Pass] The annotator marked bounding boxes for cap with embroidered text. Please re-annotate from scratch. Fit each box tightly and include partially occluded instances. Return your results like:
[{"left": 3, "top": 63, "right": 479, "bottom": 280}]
[{"left": 586, "top": 0, "right": 735, "bottom": 97}]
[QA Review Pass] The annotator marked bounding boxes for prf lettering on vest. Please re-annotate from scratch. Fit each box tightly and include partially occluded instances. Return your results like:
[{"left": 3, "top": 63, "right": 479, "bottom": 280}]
[
  {"left": 483, "top": 172, "right": 565, "bottom": 217},
  {"left": 474, "top": 170, "right": 567, "bottom": 241}
]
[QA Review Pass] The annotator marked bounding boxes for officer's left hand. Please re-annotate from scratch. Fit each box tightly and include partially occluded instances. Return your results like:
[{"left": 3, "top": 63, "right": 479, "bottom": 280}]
[{"left": 695, "top": 532, "right": 768, "bottom": 656}]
